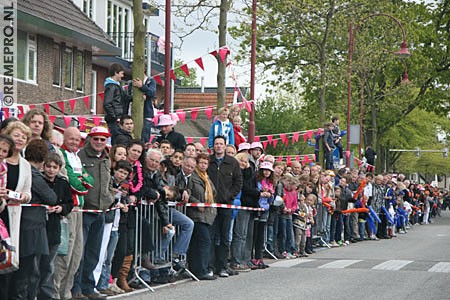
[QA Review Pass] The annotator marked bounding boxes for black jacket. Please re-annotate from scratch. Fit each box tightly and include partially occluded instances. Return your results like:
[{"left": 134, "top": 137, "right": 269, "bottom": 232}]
[
  {"left": 103, "top": 82, "right": 127, "bottom": 123},
  {"left": 141, "top": 169, "right": 170, "bottom": 226},
  {"left": 45, "top": 175, "right": 74, "bottom": 245},
  {"left": 240, "top": 167, "right": 260, "bottom": 207},
  {"left": 114, "top": 128, "right": 133, "bottom": 147},
  {"left": 207, "top": 154, "right": 243, "bottom": 205},
  {"left": 155, "top": 130, "right": 186, "bottom": 151}
]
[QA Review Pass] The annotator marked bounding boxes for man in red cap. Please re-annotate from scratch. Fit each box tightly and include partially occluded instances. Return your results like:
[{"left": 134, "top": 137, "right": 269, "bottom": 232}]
[{"left": 72, "top": 127, "right": 114, "bottom": 300}]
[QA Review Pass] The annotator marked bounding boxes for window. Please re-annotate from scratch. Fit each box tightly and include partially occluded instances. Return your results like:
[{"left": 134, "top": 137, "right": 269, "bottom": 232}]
[
  {"left": 53, "top": 44, "right": 62, "bottom": 86},
  {"left": 76, "top": 50, "right": 84, "bottom": 92},
  {"left": 17, "top": 30, "right": 37, "bottom": 83},
  {"left": 83, "top": 0, "right": 94, "bottom": 19},
  {"left": 64, "top": 48, "right": 73, "bottom": 89}
]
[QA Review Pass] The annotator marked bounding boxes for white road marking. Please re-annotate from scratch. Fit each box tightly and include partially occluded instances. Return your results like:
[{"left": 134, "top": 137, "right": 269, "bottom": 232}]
[
  {"left": 428, "top": 262, "right": 450, "bottom": 273},
  {"left": 372, "top": 260, "right": 413, "bottom": 271},
  {"left": 270, "top": 259, "right": 315, "bottom": 268},
  {"left": 318, "top": 260, "right": 362, "bottom": 269}
]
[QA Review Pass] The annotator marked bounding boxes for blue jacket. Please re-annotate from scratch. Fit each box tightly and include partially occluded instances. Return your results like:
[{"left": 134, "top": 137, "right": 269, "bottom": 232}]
[{"left": 208, "top": 119, "right": 234, "bottom": 148}]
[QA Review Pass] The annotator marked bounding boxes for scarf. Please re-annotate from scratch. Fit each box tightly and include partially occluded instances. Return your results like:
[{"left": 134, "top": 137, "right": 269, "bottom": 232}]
[{"left": 195, "top": 168, "right": 214, "bottom": 204}]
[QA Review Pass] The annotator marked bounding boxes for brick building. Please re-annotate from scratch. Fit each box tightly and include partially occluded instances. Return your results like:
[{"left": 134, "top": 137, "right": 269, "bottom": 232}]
[{"left": 16, "top": 0, "right": 120, "bottom": 115}]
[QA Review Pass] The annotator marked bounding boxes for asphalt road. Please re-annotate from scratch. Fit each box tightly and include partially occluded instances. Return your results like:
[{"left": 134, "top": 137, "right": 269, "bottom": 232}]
[{"left": 112, "top": 210, "right": 450, "bottom": 300}]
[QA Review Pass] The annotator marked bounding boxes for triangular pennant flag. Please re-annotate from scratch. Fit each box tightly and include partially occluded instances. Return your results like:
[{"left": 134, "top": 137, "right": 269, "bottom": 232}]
[
  {"left": 287, "top": 156, "right": 292, "bottom": 164},
  {"left": 170, "top": 70, "right": 176, "bottom": 81},
  {"left": 17, "top": 105, "right": 24, "bottom": 116},
  {"left": 57, "top": 101, "right": 65, "bottom": 113},
  {"left": 200, "top": 137, "right": 207, "bottom": 147},
  {"left": 69, "top": 99, "right": 77, "bottom": 112},
  {"left": 267, "top": 135, "right": 273, "bottom": 143},
  {"left": 190, "top": 108, "right": 198, "bottom": 120},
  {"left": 176, "top": 109, "right": 186, "bottom": 124},
  {"left": 280, "top": 133, "right": 288, "bottom": 145},
  {"left": 186, "top": 137, "right": 194, "bottom": 144},
  {"left": 276, "top": 156, "right": 283, "bottom": 162},
  {"left": 180, "top": 64, "right": 190, "bottom": 77},
  {"left": 92, "top": 116, "right": 102, "bottom": 126},
  {"left": 29, "top": 104, "right": 36, "bottom": 110},
  {"left": 3, "top": 107, "right": 9, "bottom": 118},
  {"left": 302, "top": 156, "right": 308, "bottom": 165},
  {"left": 243, "top": 99, "right": 252, "bottom": 113},
  {"left": 345, "top": 150, "right": 351, "bottom": 158},
  {"left": 295, "top": 155, "right": 300, "bottom": 162},
  {"left": 219, "top": 48, "right": 228, "bottom": 63},
  {"left": 303, "top": 133, "right": 308, "bottom": 142},
  {"left": 205, "top": 106, "right": 213, "bottom": 120},
  {"left": 292, "top": 132, "right": 300, "bottom": 143},
  {"left": 262, "top": 140, "right": 269, "bottom": 150},
  {"left": 83, "top": 96, "right": 90, "bottom": 110},
  {"left": 254, "top": 136, "right": 260, "bottom": 142},
  {"left": 272, "top": 139, "right": 278, "bottom": 148},
  {"left": 306, "top": 130, "right": 313, "bottom": 139},
  {"left": 48, "top": 115, "right": 56, "bottom": 123},
  {"left": 195, "top": 58, "right": 204, "bottom": 71},
  {"left": 149, "top": 135, "right": 155, "bottom": 144},
  {"left": 317, "top": 128, "right": 324, "bottom": 135},
  {"left": 154, "top": 75, "right": 163, "bottom": 86},
  {"left": 98, "top": 92, "right": 105, "bottom": 102},
  {"left": 312, "top": 154, "right": 316, "bottom": 161},
  {"left": 64, "top": 116, "right": 72, "bottom": 128},
  {"left": 78, "top": 116, "right": 87, "bottom": 131},
  {"left": 210, "top": 50, "right": 218, "bottom": 57}
]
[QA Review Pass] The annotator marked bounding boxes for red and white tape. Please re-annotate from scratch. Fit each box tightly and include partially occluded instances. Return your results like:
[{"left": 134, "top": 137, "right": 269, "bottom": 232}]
[{"left": 7, "top": 201, "right": 265, "bottom": 212}]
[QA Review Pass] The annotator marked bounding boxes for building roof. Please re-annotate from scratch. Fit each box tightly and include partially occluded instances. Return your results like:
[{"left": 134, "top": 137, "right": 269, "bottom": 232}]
[{"left": 18, "top": 0, "right": 120, "bottom": 56}]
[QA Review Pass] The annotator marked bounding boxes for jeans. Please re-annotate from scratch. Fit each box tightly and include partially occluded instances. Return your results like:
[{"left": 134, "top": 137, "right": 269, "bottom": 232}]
[
  {"left": 330, "top": 214, "right": 342, "bottom": 242},
  {"left": 38, "top": 244, "right": 59, "bottom": 300},
  {"left": 321, "top": 209, "right": 331, "bottom": 243},
  {"left": 230, "top": 210, "right": 251, "bottom": 265},
  {"left": 107, "top": 121, "right": 121, "bottom": 145},
  {"left": 170, "top": 209, "right": 194, "bottom": 256},
  {"left": 97, "top": 230, "right": 119, "bottom": 290},
  {"left": 158, "top": 227, "right": 175, "bottom": 260},
  {"left": 358, "top": 219, "right": 366, "bottom": 239},
  {"left": 266, "top": 210, "right": 278, "bottom": 253},
  {"left": 141, "top": 118, "right": 153, "bottom": 144},
  {"left": 210, "top": 209, "right": 232, "bottom": 272},
  {"left": 72, "top": 213, "right": 105, "bottom": 295},
  {"left": 187, "top": 222, "right": 212, "bottom": 277},
  {"left": 278, "top": 217, "right": 295, "bottom": 253},
  {"left": 325, "top": 149, "right": 334, "bottom": 170},
  {"left": 343, "top": 214, "right": 351, "bottom": 241}
]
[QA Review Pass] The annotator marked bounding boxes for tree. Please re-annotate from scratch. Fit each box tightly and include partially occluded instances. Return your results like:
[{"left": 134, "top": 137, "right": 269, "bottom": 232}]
[
  {"left": 132, "top": 0, "right": 145, "bottom": 139},
  {"left": 231, "top": 0, "right": 450, "bottom": 171},
  {"left": 174, "top": 59, "right": 198, "bottom": 87},
  {"left": 172, "top": 0, "right": 233, "bottom": 108}
]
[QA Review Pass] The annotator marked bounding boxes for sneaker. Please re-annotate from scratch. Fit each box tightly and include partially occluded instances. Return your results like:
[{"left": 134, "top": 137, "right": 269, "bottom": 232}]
[
  {"left": 109, "top": 281, "right": 125, "bottom": 294},
  {"left": 330, "top": 241, "right": 339, "bottom": 247},
  {"left": 230, "top": 264, "right": 251, "bottom": 272},
  {"left": 198, "top": 273, "right": 217, "bottom": 280},
  {"left": 282, "top": 251, "right": 288, "bottom": 259},
  {"left": 257, "top": 260, "right": 269, "bottom": 269},
  {"left": 72, "top": 294, "right": 88, "bottom": 300},
  {"left": 218, "top": 269, "right": 229, "bottom": 277},
  {"left": 247, "top": 260, "right": 259, "bottom": 270},
  {"left": 85, "top": 293, "right": 106, "bottom": 300},
  {"left": 226, "top": 267, "right": 239, "bottom": 276},
  {"left": 291, "top": 252, "right": 299, "bottom": 258},
  {"left": 97, "top": 288, "right": 116, "bottom": 296},
  {"left": 287, "top": 253, "right": 297, "bottom": 259},
  {"left": 344, "top": 240, "right": 350, "bottom": 246},
  {"left": 172, "top": 258, "right": 186, "bottom": 271}
]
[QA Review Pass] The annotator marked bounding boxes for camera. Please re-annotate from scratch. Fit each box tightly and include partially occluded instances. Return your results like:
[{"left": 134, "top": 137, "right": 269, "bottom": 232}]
[{"left": 8, "top": 191, "right": 20, "bottom": 200}]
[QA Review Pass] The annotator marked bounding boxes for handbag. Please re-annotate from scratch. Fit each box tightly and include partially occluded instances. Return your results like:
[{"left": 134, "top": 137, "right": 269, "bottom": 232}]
[
  {"left": 0, "top": 218, "right": 18, "bottom": 274},
  {"left": 57, "top": 218, "right": 69, "bottom": 256}
]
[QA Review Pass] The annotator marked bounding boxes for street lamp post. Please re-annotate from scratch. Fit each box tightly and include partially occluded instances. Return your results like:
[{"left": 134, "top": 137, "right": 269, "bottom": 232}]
[
  {"left": 164, "top": 0, "right": 171, "bottom": 114},
  {"left": 346, "top": 13, "right": 410, "bottom": 167},
  {"left": 248, "top": 0, "right": 257, "bottom": 143}
]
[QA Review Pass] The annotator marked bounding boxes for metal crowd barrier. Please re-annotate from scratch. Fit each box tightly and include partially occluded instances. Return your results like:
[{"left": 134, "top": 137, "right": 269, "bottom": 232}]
[{"left": 131, "top": 200, "right": 198, "bottom": 293}]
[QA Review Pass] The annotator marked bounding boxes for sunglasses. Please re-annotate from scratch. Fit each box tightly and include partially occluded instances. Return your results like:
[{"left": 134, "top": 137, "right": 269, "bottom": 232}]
[{"left": 92, "top": 137, "right": 107, "bottom": 142}]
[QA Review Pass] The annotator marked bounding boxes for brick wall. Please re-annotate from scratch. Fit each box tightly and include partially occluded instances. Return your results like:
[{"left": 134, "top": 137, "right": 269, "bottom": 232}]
[
  {"left": 174, "top": 92, "right": 234, "bottom": 110},
  {"left": 17, "top": 34, "right": 92, "bottom": 115}
]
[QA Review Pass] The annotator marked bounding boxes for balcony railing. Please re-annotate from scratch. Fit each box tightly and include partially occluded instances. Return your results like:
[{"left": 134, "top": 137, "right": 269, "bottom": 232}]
[{"left": 108, "top": 32, "right": 171, "bottom": 69}]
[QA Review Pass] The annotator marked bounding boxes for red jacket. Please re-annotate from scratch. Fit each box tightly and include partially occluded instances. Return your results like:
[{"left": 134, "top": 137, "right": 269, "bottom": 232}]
[{"left": 233, "top": 125, "right": 247, "bottom": 148}]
